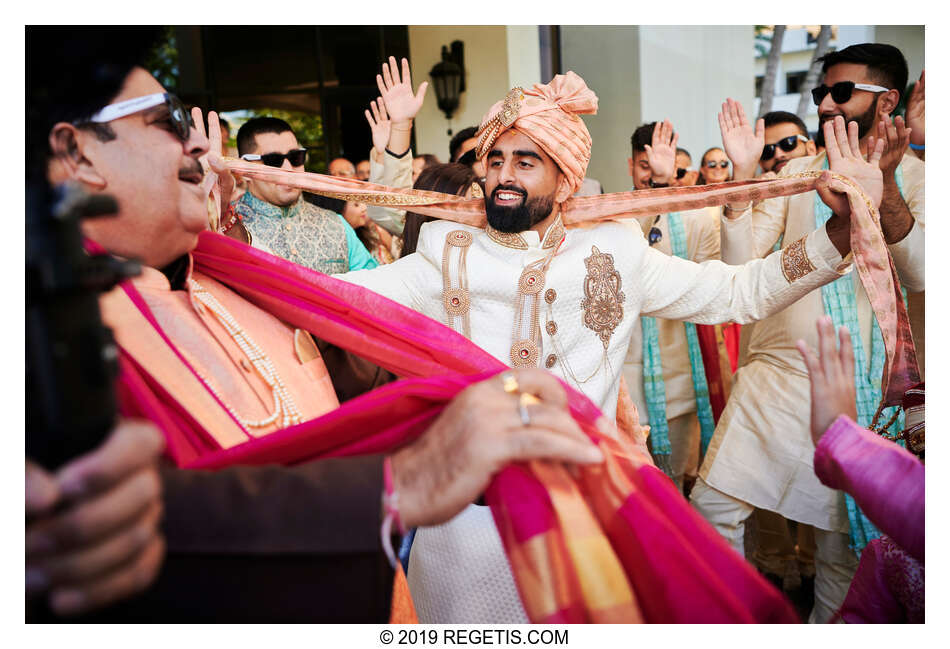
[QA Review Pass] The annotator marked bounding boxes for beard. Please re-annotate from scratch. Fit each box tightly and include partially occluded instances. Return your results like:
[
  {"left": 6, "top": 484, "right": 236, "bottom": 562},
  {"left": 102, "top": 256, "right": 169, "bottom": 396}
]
[
  {"left": 485, "top": 185, "right": 555, "bottom": 233},
  {"left": 816, "top": 95, "right": 879, "bottom": 147}
]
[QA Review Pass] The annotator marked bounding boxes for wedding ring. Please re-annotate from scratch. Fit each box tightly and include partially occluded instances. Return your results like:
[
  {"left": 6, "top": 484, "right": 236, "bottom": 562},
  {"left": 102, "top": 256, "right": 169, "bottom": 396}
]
[
  {"left": 518, "top": 391, "right": 533, "bottom": 427},
  {"left": 500, "top": 370, "right": 519, "bottom": 394}
]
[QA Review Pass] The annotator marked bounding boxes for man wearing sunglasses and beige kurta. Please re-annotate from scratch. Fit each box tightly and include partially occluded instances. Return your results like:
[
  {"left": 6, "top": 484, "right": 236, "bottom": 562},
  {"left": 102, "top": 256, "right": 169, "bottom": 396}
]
[{"left": 693, "top": 43, "right": 925, "bottom": 623}]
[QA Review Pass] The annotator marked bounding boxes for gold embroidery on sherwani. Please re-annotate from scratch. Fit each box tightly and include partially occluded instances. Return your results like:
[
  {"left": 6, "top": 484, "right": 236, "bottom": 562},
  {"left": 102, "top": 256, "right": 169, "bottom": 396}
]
[
  {"left": 581, "top": 245, "right": 625, "bottom": 349},
  {"left": 781, "top": 236, "right": 815, "bottom": 283},
  {"left": 487, "top": 216, "right": 565, "bottom": 251},
  {"left": 441, "top": 230, "right": 473, "bottom": 338},
  {"left": 508, "top": 216, "right": 565, "bottom": 367}
]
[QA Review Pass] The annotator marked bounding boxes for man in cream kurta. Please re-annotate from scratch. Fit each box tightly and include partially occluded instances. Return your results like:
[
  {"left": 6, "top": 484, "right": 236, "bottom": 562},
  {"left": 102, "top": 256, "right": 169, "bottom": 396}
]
[
  {"left": 336, "top": 72, "right": 870, "bottom": 623},
  {"left": 621, "top": 121, "right": 724, "bottom": 492},
  {"left": 694, "top": 44, "right": 924, "bottom": 624},
  {"left": 622, "top": 208, "right": 720, "bottom": 490}
]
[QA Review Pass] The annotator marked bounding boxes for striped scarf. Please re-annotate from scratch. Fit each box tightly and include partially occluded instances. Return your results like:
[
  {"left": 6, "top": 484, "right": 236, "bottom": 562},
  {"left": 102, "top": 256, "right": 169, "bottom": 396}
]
[
  {"left": 641, "top": 212, "right": 717, "bottom": 478},
  {"left": 814, "top": 160, "right": 906, "bottom": 553}
]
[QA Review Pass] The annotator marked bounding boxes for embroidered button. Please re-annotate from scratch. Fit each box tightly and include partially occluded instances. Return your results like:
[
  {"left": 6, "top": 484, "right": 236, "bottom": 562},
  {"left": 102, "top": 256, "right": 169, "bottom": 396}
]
[
  {"left": 518, "top": 269, "right": 545, "bottom": 294},
  {"left": 510, "top": 339, "right": 539, "bottom": 367},
  {"left": 545, "top": 321, "right": 557, "bottom": 336},
  {"left": 447, "top": 230, "right": 473, "bottom": 247},
  {"left": 545, "top": 354, "right": 557, "bottom": 369},
  {"left": 442, "top": 288, "right": 470, "bottom": 316},
  {"left": 545, "top": 289, "right": 557, "bottom": 303}
]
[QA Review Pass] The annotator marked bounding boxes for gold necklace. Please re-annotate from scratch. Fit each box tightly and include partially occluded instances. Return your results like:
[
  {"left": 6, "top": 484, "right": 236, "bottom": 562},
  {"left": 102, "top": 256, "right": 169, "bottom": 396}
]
[{"left": 189, "top": 279, "right": 302, "bottom": 431}]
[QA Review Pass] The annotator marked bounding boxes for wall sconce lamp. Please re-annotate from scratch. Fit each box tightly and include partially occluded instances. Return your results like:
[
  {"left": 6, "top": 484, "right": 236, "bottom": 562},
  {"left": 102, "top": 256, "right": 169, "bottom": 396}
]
[{"left": 429, "top": 40, "right": 465, "bottom": 134}]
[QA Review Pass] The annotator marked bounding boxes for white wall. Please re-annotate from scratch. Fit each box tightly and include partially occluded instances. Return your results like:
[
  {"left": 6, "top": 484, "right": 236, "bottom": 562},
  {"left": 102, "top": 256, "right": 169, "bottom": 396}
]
[
  {"left": 638, "top": 26, "right": 754, "bottom": 179},
  {"left": 559, "top": 26, "right": 641, "bottom": 195},
  {"left": 408, "top": 26, "right": 542, "bottom": 162},
  {"left": 561, "top": 25, "right": 754, "bottom": 193}
]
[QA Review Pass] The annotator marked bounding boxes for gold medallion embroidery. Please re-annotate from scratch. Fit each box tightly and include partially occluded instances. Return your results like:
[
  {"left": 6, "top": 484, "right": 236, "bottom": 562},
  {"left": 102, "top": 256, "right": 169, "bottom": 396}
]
[
  {"left": 781, "top": 236, "right": 815, "bottom": 283},
  {"left": 510, "top": 339, "right": 540, "bottom": 367},
  {"left": 581, "top": 245, "right": 625, "bottom": 349}
]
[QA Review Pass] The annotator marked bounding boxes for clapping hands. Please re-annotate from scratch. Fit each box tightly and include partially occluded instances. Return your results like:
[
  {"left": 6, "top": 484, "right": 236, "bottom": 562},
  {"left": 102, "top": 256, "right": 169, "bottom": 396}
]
[
  {"left": 796, "top": 316, "right": 858, "bottom": 446},
  {"left": 718, "top": 98, "right": 763, "bottom": 181},
  {"left": 376, "top": 56, "right": 428, "bottom": 126},
  {"left": 817, "top": 115, "right": 885, "bottom": 217},
  {"left": 364, "top": 98, "right": 391, "bottom": 158},
  {"left": 644, "top": 119, "right": 678, "bottom": 185}
]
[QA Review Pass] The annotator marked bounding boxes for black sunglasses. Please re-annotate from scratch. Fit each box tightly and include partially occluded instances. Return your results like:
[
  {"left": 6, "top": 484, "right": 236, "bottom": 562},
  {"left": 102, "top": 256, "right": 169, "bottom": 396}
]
[
  {"left": 761, "top": 135, "right": 808, "bottom": 161},
  {"left": 705, "top": 160, "right": 729, "bottom": 169},
  {"left": 810, "top": 81, "right": 890, "bottom": 106},
  {"left": 675, "top": 167, "right": 688, "bottom": 179},
  {"left": 241, "top": 148, "right": 308, "bottom": 168},
  {"left": 648, "top": 214, "right": 662, "bottom": 247}
]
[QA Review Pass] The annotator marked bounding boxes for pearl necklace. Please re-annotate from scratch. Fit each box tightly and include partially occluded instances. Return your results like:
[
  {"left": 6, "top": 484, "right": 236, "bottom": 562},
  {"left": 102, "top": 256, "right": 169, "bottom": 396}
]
[{"left": 189, "top": 279, "right": 303, "bottom": 430}]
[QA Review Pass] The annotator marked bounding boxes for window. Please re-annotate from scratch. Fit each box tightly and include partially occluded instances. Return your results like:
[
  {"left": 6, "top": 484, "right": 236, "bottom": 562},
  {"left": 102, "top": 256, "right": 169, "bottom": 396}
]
[
  {"left": 755, "top": 75, "right": 764, "bottom": 98},
  {"left": 786, "top": 71, "right": 808, "bottom": 95}
]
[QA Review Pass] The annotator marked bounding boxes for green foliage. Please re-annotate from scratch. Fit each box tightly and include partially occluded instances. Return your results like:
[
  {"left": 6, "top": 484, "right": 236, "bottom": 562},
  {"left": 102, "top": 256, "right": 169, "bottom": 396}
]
[{"left": 144, "top": 26, "right": 179, "bottom": 92}]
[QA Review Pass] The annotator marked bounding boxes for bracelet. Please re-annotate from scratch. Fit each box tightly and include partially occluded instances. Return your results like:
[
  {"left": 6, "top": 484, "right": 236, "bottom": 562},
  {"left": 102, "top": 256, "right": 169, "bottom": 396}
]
[
  {"left": 219, "top": 202, "right": 241, "bottom": 233},
  {"left": 908, "top": 142, "right": 925, "bottom": 151},
  {"left": 380, "top": 455, "right": 405, "bottom": 570},
  {"left": 723, "top": 201, "right": 753, "bottom": 213}
]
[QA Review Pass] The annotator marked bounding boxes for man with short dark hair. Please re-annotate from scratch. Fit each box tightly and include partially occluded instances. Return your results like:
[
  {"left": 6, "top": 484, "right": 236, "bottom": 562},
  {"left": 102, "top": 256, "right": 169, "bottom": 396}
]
[
  {"left": 233, "top": 117, "right": 377, "bottom": 273},
  {"left": 699, "top": 43, "right": 924, "bottom": 622},
  {"left": 759, "top": 111, "right": 817, "bottom": 175},
  {"left": 448, "top": 126, "right": 478, "bottom": 163},
  {"left": 623, "top": 121, "right": 723, "bottom": 494}
]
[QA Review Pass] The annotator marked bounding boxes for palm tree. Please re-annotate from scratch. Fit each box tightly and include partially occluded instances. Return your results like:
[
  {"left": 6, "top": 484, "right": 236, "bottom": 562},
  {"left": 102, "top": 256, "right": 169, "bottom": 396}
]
[
  {"left": 796, "top": 26, "right": 833, "bottom": 119},
  {"left": 757, "top": 25, "right": 786, "bottom": 118}
]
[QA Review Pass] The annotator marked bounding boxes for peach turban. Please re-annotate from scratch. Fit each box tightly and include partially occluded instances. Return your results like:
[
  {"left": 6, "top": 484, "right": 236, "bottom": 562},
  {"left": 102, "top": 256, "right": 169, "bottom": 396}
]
[{"left": 474, "top": 71, "right": 598, "bottom": 194}]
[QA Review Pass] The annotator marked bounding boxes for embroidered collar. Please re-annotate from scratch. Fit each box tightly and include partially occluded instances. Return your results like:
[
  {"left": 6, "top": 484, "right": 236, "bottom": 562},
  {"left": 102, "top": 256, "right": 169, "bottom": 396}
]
[
  {"left": 486, "top": 213, "right": 565, "bottom": 251},
  {"left": 239, "top": 191, "right": 304, "bottom": 220}
]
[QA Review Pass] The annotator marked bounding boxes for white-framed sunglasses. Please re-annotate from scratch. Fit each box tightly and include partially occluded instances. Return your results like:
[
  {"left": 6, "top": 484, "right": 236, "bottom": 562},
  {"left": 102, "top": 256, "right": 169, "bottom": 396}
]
[{"left": 83, "top": 92, "right": 193, "bottom": 141}]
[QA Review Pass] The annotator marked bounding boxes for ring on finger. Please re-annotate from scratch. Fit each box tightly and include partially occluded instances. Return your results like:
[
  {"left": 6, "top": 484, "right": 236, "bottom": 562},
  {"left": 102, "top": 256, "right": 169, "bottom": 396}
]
[
  {"left": 518, "top": 392, "right": 533, "bottom": 427},
  {"left": 500, "top": 371, "right": 519, "bottom": 394}
]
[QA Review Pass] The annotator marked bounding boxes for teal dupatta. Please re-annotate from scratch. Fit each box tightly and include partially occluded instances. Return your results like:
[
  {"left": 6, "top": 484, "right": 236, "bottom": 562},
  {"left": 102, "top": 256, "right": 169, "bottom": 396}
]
[{"left": 641, "top": 213, "right": 717, "bottom": 479}]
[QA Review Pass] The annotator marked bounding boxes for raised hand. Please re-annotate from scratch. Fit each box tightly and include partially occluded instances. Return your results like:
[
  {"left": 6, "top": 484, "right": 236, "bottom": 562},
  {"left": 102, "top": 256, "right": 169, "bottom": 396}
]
[
  {"left": 818, "top": 115, "right": 884, "bottom": 217},
  {"left": 796, "top": 316, "right": 858, "bottom": 446},
  {"left": 718, "top": 98, "right": 764, "bottom": 181},
  {"left": 643, "top": 119, "right": 678, "bottom": 185},
  {"left": 867, "top": 115, "right": 912, "bottom": 183},
  {"left": 904, "top": 70, "right": 924, "bottom": 147},
  {"left": 376, "top": 56, "right": 428, "bottom": 126},
  {"left": 191, "top": 107, "right": 235, "bottom": 231},
  {"left": 364, "top": 97, "right": 392, "bottom": 156}
]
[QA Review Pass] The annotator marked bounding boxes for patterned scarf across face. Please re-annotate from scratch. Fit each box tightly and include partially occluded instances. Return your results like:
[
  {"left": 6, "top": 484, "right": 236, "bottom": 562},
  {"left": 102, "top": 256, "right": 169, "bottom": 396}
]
[
  {"left": 641, "top": 212, "right": 717, "bottom": 476},
  {"left": 814, "top": 160, "right": 907, "bottom": 553}
]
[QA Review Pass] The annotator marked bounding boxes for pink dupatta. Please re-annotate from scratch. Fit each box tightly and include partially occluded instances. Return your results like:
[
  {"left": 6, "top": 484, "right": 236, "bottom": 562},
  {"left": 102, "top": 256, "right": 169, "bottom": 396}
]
[{"left": 107, "top": 231, "right": 797, "bottom": 622}]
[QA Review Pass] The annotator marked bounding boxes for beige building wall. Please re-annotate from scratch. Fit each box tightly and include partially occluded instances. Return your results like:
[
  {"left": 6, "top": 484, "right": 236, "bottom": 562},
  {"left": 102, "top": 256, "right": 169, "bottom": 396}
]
[
  {"left": 561, "top": 25, "right": 753, "bottom": 193},
  {"left": 408, "top": 26, "right": 542, "bottom": 163}
]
